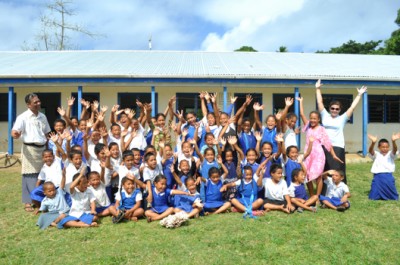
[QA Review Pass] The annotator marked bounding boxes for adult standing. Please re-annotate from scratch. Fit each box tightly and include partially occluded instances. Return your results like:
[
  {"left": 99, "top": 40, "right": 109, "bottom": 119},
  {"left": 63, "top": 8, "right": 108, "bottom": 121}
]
[
  {"left": 11, "top": 93, "right": 51, "bottom": 212},
  {"left": 316, "top": 79, "right": 367, "bottom": 184}
]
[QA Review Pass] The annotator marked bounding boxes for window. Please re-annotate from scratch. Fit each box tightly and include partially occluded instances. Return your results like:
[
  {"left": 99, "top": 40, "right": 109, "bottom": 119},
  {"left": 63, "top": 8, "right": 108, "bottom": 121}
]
[
  {"left": 0, "top": 93, "right": 16, "bottom": 122},
  {"left": 320, "top": 94, "right": 353, "bottom": 123},
  {"left": 176, "top": 93, "right": 203, "bottom": 120},
  {"left": 273, "top": 94, "right": 295, "bottom": 114},
  {"left": 234, "top": 93, "right": 262, "bottom": 123},
  {"left": 70, "top": 93, "right": 100, "bottom": 118},
  {"left": 368, "top": 95, "right": 400, "bottom": 123},
  {"left": 35, "top": 93, "right": 61, "bottom": 129},
  {"left": 118, "top": 93, "right": 158, "bottom": 117}
]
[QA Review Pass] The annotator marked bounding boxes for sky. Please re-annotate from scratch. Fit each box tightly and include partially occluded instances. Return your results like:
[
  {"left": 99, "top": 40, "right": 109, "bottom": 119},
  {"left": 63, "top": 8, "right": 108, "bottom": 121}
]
[{"left": 1, "top": 0, "right": 400, "bottom": 52}]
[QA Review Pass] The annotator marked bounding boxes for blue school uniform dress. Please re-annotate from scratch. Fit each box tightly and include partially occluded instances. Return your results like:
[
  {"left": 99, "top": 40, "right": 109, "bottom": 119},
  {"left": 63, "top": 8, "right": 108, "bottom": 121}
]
[
  {"left": 261, "top": 127, "right": 278, "bottom": 153},
  {"left": 204, "top": 179, "right": 224, "bottom": 210},
  {"left": 240, "top": 159, "right": 259, "bottom": 176},
  {"left": 163, "top": 157, "right": 175, "bottom": 189},
  {"left": 224, "top": 161, "right": 237, "bottom": 180},
  {"left": 175, "top": 192, "right": 200, "bottom": 213},
  {"left": 284, "top": 159, "right": 301, "bottom": 187},
  {"left": 293, "top": 183, "right": 308, "bottom": 200},
  {"left": 119, "top": 189, "right": 142, "bottom": 210},
  {"left": 236, "top": 179, "right": 259, "bottom": 206},
  {"left": 151, "top": 187, "right": 172, "bottom": 214},
  {"left": 200, "top": 160, "right": 219, "bottom": 202},
  {"left": 238, "top": 131, "right": 257, "bottom": 155}
]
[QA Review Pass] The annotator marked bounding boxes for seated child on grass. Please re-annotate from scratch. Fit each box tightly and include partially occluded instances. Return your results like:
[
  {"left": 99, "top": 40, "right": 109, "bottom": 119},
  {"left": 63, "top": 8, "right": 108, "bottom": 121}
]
[
  {"left": 58, "top": 168, "right": 99, "bottom": 228},
  {"left": 288, "top": 168, "right": 318, "bottom": 213},
  {"left": 319, "top": 170, "right": 351, "bottom": 212},
  {"left": 201, "top": 167, "right": 231, "bottom": 215},
  {"left": 36, "top": 182, "right": 70, "bottom": 230},
  {"left": 173, "top": 177, "right": 203, "bottom": 218},
  {"left": 114, "top": 176, "right": 144, "bottom": 222}
]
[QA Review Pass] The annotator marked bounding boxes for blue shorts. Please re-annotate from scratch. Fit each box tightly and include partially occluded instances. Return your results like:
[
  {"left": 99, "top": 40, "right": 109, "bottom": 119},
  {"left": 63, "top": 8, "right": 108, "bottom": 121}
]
[
  {"left": 95, "top": 204, "right": 114, "bottom": 214},
  {"left": 319, "top": 195, "right": 350, "bottom": 208},
  {"left": 57, "top": 213, "right": 94, "bottom": 229}
]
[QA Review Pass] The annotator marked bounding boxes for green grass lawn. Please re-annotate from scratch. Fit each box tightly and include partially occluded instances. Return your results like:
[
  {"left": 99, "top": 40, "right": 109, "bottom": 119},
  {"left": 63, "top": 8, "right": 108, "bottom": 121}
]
[{"left": 0, "top": 163, "right": 399, "bottom": 265}]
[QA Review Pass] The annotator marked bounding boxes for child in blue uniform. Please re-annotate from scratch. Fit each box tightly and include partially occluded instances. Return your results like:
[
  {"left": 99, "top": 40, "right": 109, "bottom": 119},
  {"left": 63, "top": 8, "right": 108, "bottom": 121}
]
[
  {"left": 227, "top": 166, "right": 264, "bottom": 215},
  {"left": 288, "top": 169, "right": 318, "bottom": 213},
  {"left": 319, "top": 170, "right": 351, "bottom": 211},
  {"left": 115, "top": 176, "right": 144, "bottom": 222},
  {"left": 367, "top": 134, "right": 400, "bottom": 200},
  {"left": 145, "top": 175, "right": 191, "bottom": 222},
  {"left": 174, "top": 177, "right": 203, "bottom": 218},
  {"left": 202, "top": 167, "right": 231, "bottom": 215},
  {"left": 282, "top": 139, "right": 312, "bottom": 187}
]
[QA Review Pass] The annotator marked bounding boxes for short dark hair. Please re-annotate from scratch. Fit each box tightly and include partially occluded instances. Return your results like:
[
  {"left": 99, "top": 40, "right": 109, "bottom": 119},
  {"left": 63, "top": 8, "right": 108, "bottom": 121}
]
[
  {"left": 94, "top": 143, "right": 106, "bottom": 155},
  {"left": 25, "top": 93, "right": 38, "bottom": 104}
]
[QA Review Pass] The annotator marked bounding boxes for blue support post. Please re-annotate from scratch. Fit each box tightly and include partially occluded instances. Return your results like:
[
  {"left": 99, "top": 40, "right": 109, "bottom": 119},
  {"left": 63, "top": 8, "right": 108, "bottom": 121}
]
[
  {"left": 362, "top": 92, "right": 368, "bottom": 157},
  {"left": 294, "top": 87, "right": 300, "bottom": 149},
  {"left": 151, "top": 86, "right": 155, "bottom": 117},
  {"left": 223, "top": 86, "right": 227, "bottom": 111},
  {"left": 8, "top": 87, "right": 14, "bottom": 155},
  {"left": 77, "top": 86, "right": 83, "bottom": 119}
]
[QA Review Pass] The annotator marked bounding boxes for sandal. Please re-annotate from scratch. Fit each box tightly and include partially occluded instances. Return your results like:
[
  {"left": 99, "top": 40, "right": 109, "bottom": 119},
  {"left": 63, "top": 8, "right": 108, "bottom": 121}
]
[{"left": 24, "top": 205, "right": 34, "bottom": 212}]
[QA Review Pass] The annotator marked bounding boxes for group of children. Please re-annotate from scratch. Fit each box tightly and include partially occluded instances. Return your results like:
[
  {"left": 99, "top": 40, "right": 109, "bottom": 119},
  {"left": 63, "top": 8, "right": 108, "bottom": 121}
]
[{"left": 31, "top": 90, "right": 399, "bottom": 229}]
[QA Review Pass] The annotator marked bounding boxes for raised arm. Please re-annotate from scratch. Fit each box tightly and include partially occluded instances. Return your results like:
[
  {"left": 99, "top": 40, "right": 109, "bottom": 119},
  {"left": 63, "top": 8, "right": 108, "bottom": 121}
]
[
  {"left": 280, "top": 97, "right": 293, "bottom": 133},
  {"left": 69, "top": 167, "right": 86, "bottom": 194},
  {"left": 253, "top": 101, "right": 263, "bottom": 130},
  {"left": 315, "top": 79, "right": 325, "bottom": 113},
  {"left": 391, "top": 132, "right": 400, "bottom": 155},
  {"left": 368, "top": 134, "right": 377, "bottom": 156},
  {"left": 346, "top": 86, "right": 367, "bottom": 118},
  {"left": 296, "top": 97, "right": 308, "bottom": 125}
]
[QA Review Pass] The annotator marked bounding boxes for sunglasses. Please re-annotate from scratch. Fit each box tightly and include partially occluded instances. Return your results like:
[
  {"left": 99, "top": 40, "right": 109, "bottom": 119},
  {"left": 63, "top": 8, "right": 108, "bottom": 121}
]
[{"left": 330, "top": 107, "right": 340, "bottom": 111}]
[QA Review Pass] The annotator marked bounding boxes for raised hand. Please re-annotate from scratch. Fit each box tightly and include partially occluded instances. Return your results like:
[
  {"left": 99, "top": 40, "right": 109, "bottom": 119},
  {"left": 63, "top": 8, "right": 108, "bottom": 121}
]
[
  {"left": 176, "top": 110, "right": 184, "bottom": 120},
  {"left": 254, "top": 131, "right": 262, "bottom": 142},
  {"left": 199, "top": 92, "right": 205, "bottom": 99},
  {"left": 67, "top": 97, "right": 75, "bottom": 106},
  {"left": 181, "top": 128, "right": 189, "bottom": 138},
  {"left": 275, "top": 133, "right": 284, "bottom": 143},
  {"left": 391, "top": 132, "right": 400, "bottom": 142},
  {"left": 128, "top": 109, "right": 136, "bottom": 120},
  {"left": 315, "top": 79, "right": 322, "bottom": 89},
  {"left": 357, "top": 85, "right": 367, "bottom": 95},
  {"left": 103, "top": 146, "right": 111, "bottom": 157},
  {"left": 136, "top": 99, "right": 143, "bottom": 108},
  {"left": 99, "top": 127, "right": 108, "bottom": 138},
  {"left": 210, "top": 92, "right": 217, "bottom": 103},
  {"left": 368, "top": 134, "right": 378, "bottom": 143},
  {"left": 60, "top": 130, "right": 70, "bottom": 140},
  {"left": 253, "top": 102, "right": 264, "bottom": 111},
  {"left": 86, "top": 119, "right": 93, "bottom": 128},
  {"left": 188, "top": 138, "right": 196, "bottom": 145},
  {"left": 101, "top": 105, "right": 108, "bottom": 113},
  {"left": 245, "top": 94, "right": 253, "bottom": 105},
  {"left": 158, "top": 140, "right": 165, "bottom": 149},
  {"left": 230, "top": 96, "right": 238, "bottom": 104},
  {"left": 124, "top": 108, "right": 131, "bottom": 115},
  {"left": 96, "top": 113, "right": 104, "bottom": 122},
  {"left": 275, "top": 112, "right": 282, "bottom": 121},
  {"left": 285, "top": 97, "right": 294, "bottom": 107},
  {"left": 204, "top": 91, "right": 210, "bottom": 101},
  {"left": 57, "top": 106, "right": 66, "bottom": 117},
  {"left": 227, "top": 135, "right": 237, "bottom": 145},
  {"left": 296, "top": 96, "right": 303, "bottom": 103},
  {"left": 212, "top": 138, "right": 219, "bottom": 146},
  {"left": 111, "top": 104, "right": 120, "bottom": 113},
  {"left": 219, "top": 137, "right": 226, "bottom": 146},
  {"left": 217, "top": 155, "right": 223, "bottom": 164},
  {"left": 48, "top": 132, "right": 58, "bottom": 143},
  {"left": 92, "top": 100, "right": 99, "bottom": 111}
]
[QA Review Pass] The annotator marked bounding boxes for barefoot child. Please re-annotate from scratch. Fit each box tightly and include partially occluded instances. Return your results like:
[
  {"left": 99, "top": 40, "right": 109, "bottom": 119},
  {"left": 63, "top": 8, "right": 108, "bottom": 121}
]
[
  {"left": 288, "top": 168, "right": 318, "bottom": 213},
  {"left": 319, "top": 170, "right": 351, "bottom": 212},
  {"left": 367, "top": 133, "right": 400, "bottom": 200},
  {"left": 258, "top": 164, "right": 294, "bottom": 214},
  {"left": 36, "top": 182, "right": 70, "bottom": 229},
  {"left": 58, "top": 168, "right": 99, "bottom": 228},
  {"left": 114, "top": 176, "right": 145, "bottom": 222}
]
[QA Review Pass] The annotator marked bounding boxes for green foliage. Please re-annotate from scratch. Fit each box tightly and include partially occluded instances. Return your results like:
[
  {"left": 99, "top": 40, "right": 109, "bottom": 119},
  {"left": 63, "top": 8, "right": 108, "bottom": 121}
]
[
  {"left": 277, "top": 46, "right": 288, "bottom": 52},
  {"left": 317, "top": 40, "right": 383, "bottom": 54},
  {"left": 1, "top": 162, "right": 400, "bottom": 264},
  {"left": 234, "top": 46, "right": 258, "bottom": 52}
]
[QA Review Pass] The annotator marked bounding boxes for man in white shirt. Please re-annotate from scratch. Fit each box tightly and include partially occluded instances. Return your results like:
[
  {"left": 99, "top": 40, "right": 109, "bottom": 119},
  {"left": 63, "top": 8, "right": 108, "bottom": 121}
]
[{"left": 11, "top": 93, "right": 51, "bottom": 212}]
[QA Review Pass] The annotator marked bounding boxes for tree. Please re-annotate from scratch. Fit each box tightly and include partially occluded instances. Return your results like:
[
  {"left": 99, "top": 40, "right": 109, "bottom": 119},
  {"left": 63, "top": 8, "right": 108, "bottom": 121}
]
[
  {"left": 384, "top": 9, "right": 400, "bottom": 55},
  {"left": 234, "top": 46, "right": 258, "bottom": 52},
  {"left": 276, "top": 46, "right": 288, "bottom": 52},
  {"left": 22, "top": 0, "right": 101, "bottom": 51},
  {"left": 316, "top": 40, "right": 383, "bottom": 54}
]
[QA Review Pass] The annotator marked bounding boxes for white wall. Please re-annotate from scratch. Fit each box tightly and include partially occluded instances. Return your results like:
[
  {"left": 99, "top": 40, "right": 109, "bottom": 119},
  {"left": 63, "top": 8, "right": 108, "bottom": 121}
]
[{"left": 1, "top": 83, "right": 398, "bottom": 153}]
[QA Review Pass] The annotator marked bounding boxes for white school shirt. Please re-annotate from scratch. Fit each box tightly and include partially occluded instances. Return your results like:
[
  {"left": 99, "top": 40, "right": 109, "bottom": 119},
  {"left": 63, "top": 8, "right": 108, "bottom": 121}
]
[
  {"left": 115, "top": 188, "right": 143, "bottom": 202},
  {"left": 89, "top": 157, "right": 112, "bottom": 187},
  {"left": 320, "top": 109, "right": 348, "bottom": 148},
  {"left": 64, "top": 161, "right": 87, "bottom": 194},
  {"left": 142, "top": 164, "right": 163, "bottom": 184},
  {"left": 39, "top": 188, "right": 70, "bottom": 214},
  {"left": 38, "top": 157, "right": 63, "bottom": 187},
  {"left": 69, "top": 187, "right": 96, "bottom": 218},
  {"left": 369, "top": 151, "right": 396, "bottom": 173},
  {"left": 118, "top": 165, "right": 140, "bottom": 188},
  {"left": 12, "top": 109, "right": 51, "bottom": 145},
  {"left": 324, "top": 177, "right": 349, "bottom": 198},
  {"left": 256, "top": 176, "right": 288, "bottom": 201},
  {"left": 88, "top": 183, "right": 110, "bottom": 207},
  {"left": 124, "top": 124, "right": 147, "bottom": 151},
  {"left": 108, "top": 134, "right": 122, "bottom": 152},
  {"left": 200, "top": 117, "right": 221, "bottom": 139},
  {"left": 177, "top": 153, "right": 199, "bottom": 168}
]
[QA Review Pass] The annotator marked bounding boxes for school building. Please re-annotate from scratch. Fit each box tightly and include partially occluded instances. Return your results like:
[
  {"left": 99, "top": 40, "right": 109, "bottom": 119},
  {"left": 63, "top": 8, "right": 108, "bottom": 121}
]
[{"left": 1, "top": 51, "right": 399, "bottom": 155}]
